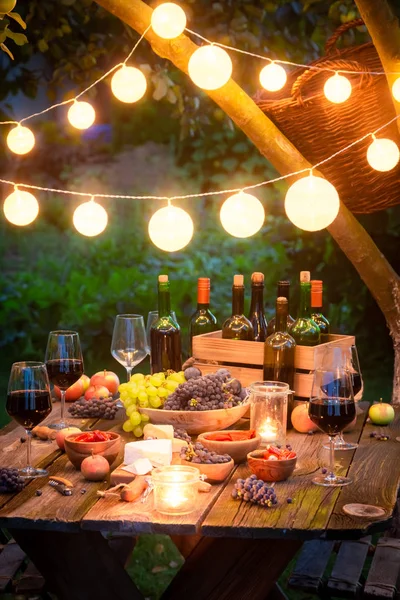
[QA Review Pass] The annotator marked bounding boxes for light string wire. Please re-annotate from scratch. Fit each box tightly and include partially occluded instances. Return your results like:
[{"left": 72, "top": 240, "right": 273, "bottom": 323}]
[{"left": 2, "top": 110, "right": 400, "bottom": 201}]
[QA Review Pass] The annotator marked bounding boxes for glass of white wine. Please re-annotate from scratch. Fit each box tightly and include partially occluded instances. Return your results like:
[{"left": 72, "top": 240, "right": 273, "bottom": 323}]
[{"left": 111, "top": 314, "right": 148, "bottom": 382}]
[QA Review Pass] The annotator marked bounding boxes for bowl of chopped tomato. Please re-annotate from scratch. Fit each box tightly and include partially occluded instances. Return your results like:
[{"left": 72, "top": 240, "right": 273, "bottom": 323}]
[
  {"left": 64, "top": 430, "right": 121, "bottom": 469},
  {"left": 197, "top": 430, "right": 261, "bottom": 464},
  {"left": 247, "top": 446, "right": 297, "bottom": 482}
]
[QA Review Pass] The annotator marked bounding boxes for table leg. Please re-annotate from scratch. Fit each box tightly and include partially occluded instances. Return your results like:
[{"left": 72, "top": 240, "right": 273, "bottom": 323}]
[
  {"left": 9, "top": 529, "right": 143, "bottom": 600},
  {"left": 162, "top": 536, "right": 302, "bottom": 600}
]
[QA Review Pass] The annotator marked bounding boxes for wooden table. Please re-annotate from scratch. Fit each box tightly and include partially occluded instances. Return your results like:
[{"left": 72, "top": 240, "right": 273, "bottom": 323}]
[{"left": 0, "top": 401, "right": 399, "bottom": 600}]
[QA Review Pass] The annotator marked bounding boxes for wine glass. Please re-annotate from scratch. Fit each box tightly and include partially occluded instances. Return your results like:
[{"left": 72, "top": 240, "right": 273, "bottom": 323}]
[
  {"left": 146, "top": 310, "right": 177, "bottom": 355},
  {"left": 6, "top": 362, "right": 52, "bottom": 478},
  {"left": 111, "top": 314, "right": 148, "bottom": 382},
  {"left": 309, "top": 352, "right": 356, "bottom": 487},
  {"left": 45, "top": 330, "right": 83, "bottom": 430}
]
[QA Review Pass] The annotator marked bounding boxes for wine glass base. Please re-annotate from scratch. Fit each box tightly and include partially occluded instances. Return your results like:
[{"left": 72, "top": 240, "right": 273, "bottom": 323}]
[
  {"left": 47, "top": 420, "right": 71, "bottom": 430},
  {"left": 19, "top": 466, "right": 48, "bottom": 479},
  {"left": 312, "top": 475, "right": 352, "bottom": 487},
  {"left": 323, "top": 441, "right": 358, "bottom": 451}
]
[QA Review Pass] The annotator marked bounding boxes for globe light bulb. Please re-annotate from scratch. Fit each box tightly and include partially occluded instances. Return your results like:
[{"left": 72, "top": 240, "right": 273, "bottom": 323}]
[
  {"left": 68, "top": 101, "right": 95, "bottom": 130},
  {"left": 73, "top": 198, "right": 108, "bottom": 237},
  {"left": 220, "top": 191, "right": 265, "bottom": 238},
  {"left": 285, "top": 174, "right": 340, "bottom": 232},
  {"left": 111, "top": 65, "right": 147, "bottom": 103},
  {"left": 188, "top": 45, "right": 232, "bottom": 90},
  {"left": 259, "top": 62, "right": 287, "bottom": 92},
  {"left": 323, "top": 73, "right": 352, "bottom": 104},
  {"left": 3, "top": 188, "right": 39, "bottom": 226},
  {"left": 392, "top": 77, "right": 400, "bottom": 102},
  {"left": 148, "top": 204, "right": 194, "bottom": 252},
  {"left": 6, "top": 124, "right": 35, "bottom": 155},
  {"left": 151, "top": 3, "right": 187, "bottom": 39},
  {"left": 367, "top": 136, "right": 400, "bottom": 172}
]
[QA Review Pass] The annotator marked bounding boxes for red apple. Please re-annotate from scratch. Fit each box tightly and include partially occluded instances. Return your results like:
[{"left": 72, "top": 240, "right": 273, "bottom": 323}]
[
  {"left": 54, "top": 374, "right": 91, "bottom": 402},
  {"left": 291, "top": 403, "right": 319, "bottom": 434},
  {"left": 90, "top": 370, "right": 120, "bottom": 395},
  {"left": 56, "top": 427, "right": 81, "bottom": 451},
  {"left": 84, "top": 384, "right": 111, "bottom": 401}
]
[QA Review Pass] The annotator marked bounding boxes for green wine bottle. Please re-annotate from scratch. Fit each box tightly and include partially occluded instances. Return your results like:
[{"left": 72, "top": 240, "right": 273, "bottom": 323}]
[
  {"left": 222, "top": 275, "right": 254, "bottom": 341},
  {"left": 189, "top": 277, "right": 218, "bottom": 353},
  {"left": 311, "top": 280, "right": 330, "bottom": 336},
  {"left": 248, "top": 272, "right": 268, "bottom": 342},
  {"left": 291, "top": 271, "right": 320, "bottom": 346},
  {"left": 267, "top": 280, "right": 295, "bottom": 336},
  {"left": 150, "top": 275, "right": 182, "bottom": 374}
]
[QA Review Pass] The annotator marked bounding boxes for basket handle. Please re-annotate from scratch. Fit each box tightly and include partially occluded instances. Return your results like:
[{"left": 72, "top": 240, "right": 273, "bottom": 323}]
[{"left": 325, "top": 18, "right": 365, "bottom": 55}]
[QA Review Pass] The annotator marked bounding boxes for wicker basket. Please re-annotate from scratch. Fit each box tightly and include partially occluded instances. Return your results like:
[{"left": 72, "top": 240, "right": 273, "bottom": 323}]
[{"left": 255, "top": 19, "right": 400, "bottom": 214}]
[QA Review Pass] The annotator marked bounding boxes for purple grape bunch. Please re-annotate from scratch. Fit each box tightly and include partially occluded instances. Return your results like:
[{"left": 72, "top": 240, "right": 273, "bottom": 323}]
[
  {"left": 231, "top": 475, "right": 278, "bottom": 508},
  {"left": 68, "top": 397, "right": 118, "bottom": 419},
  {"left": 180, "top": 441, "right": 231, "bottom": 464},
  {"left": 173, "top": 428, "right": 191, "bottom": 443},
  {"left": 0, "top": 468, "right": 25, "bottom": 493}
]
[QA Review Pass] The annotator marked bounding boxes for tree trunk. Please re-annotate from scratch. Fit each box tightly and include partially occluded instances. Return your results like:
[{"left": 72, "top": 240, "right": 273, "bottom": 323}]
[{"left": 93, "top": 0, "right": 400, "bottom": 402}]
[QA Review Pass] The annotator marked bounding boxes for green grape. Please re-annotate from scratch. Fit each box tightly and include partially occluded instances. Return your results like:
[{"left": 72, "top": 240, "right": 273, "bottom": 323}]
[
  {"left": 154, "top": 371, "right": 165, "bottom": 381},
  {"left": 138, "top": 390, "right": 148, "bottom": 402},
  {"left": 140, "top": 413, "right": 150, "bottom": 423},
  {"left": 129, "top": 411, "right": 142, "bottom": 427},
  {"left": 133, "top": 425, "right": 143, "bottom": 438},
  {"left": 127, "top": 385, "right": 138, "bottom": 399},
  {"left": 165, "top": 380, "right": 179, "bottom": 392},
  {"left": 122, "top": 419, "right": 134, "bottom": 433},
  {"left": 149, "top": 396, "right": 162, "bottom": 408},
  {"left": 119, "top": 391, "right": 130, "bottom": 402},
  {"left": 139, "top": 398, "right": 149, "bottom": 408},
  {"left": 131, "top": 373, "right": 145, "bottom": 382},
  {"left": 123, "top": 397, "right": 135, "bottom": 408},
  {"left": 157, "top": 387, "right": 168, "bottom": 398},
  {"left": 168, "top": 372, "right": 185, "bottom": 384},
  {"left": 126, "top": 405, "right": 137, "bottom": 417},
  {"left": 146, "top": 385, "right": 158, "bottom": 397},
  {"left": 149, "top": 376, "right": 162, "bottom": 387}
]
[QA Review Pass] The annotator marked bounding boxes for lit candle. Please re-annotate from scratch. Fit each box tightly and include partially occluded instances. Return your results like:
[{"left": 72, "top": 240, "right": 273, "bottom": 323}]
[
  {"left": 259, "top": 419, "right": 278, "bottom": 443},
  {"left": 163, "top": 487, "right": 188, "bottom": 510}
]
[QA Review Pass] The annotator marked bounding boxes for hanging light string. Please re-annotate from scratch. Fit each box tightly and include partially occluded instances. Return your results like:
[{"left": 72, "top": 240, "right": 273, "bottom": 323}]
[{"left": 1, "top": 109, "right": 400, "bottom": 201}]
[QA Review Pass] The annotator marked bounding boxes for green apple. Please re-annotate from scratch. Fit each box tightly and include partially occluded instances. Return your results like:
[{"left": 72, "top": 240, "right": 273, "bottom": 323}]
[{"left": 368, "top": 401, "right": 395, "bottom": 425}]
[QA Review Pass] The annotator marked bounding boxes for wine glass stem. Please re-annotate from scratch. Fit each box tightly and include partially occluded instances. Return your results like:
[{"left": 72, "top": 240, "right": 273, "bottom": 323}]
[
  {"left": 26, "top": 430, "right": 32, "bottom": 469},
  {"left": 126, "top": 367, "right": 132, "bottom": 382},
  {"left": 60, "top": 390, "right": 66, "bottom": 422},
  {"left": 329, "top": 436, "right": 336, "bottom": 480}
]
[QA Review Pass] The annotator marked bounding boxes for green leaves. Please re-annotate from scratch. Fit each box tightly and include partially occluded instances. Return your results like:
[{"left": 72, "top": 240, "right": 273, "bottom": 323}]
[{"left": 0, "top": 9, "right": 27, "bottom": 58}]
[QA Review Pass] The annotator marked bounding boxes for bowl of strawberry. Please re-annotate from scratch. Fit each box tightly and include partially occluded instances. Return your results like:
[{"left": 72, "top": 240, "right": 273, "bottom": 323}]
[
  {"left": 247, "top": 445, "right": 297, "bottom": 482},
  {"left": 64, "top": 430, "right": 121, "bottom": 469}
]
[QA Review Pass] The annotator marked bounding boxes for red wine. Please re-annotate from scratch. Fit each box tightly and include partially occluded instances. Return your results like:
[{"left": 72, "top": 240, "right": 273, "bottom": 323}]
[
  {"left": 309, "top": 399, "right": 356, "bottom": 436},
  {"left": 351, "top": 373, "right": 362, "bottom": 396},
  {"left": 150, "top": 327, "right": 182, "bottom": 373},
  {"left": 46, "top": 359, "right": 83, "bottom": 390},
  {"left": 6, "top": 390, "right": 52, "bottom": 430}
]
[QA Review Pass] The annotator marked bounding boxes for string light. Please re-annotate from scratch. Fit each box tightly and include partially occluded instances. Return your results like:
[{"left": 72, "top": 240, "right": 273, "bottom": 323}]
[
  {"left": 220, "top": 191, "right": 265, "bottom": 238},
  {"left": 188, "top": 45, "right": 232, "bottom": 90},
  {"left": 148, "top": 204, "right": 194, "bottom": 251},
  {"left": 6, "top": 124, "right": 35, "bottom": 155},
  {"left": 285, "top": 173, "right": 340, "bottom": 232},
  {"left": 151, "top": 3, "right": 187, "bottom": 39},
  {"left": 367, "top": 135, "right": 400, "bottom": 172},
  {"left": 111, "top": 65, "right": 147, "bottom": 103},
  {"left": 3, "top": 187, "right": 39, "bottom": 226},
  {"left": 323, "top": 73, "right": 352, "bottom": 104},
  {"left": 259, "top": 62, "right": 287, "bottom": 92},
  {"left": 67, "top": 100, "right": 96, "bottom": 130},
  {"left": 73, "top": 197, "right": 108, "bottom": 236}
]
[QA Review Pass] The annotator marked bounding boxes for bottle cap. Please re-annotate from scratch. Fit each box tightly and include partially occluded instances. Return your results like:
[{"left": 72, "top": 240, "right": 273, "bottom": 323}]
[
  {"left": 311, "top": 280, "right": 323, "bottom": 289},
  {"left": 158, "top": 274, "right": 168, "bottom": 283},
  {"left": 251, "top": 272, "right": 264, "bottom": 283},
  {"left": 278, "top": 280, "right": 290, "bottom": 287},
  {"left": 233, "top": 274, "right": 244, "bottom": 286},
  {"left": 198, "top": 277, "right": 210, "bottom": 289},
  {"left": 300, "top": 271, "right": 310, "bottom": 283}
]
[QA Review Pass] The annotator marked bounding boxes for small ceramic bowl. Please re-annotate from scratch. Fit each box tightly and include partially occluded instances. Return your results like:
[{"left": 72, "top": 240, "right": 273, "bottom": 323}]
[
  {"left": 181, "top": 458, "right": 235, "bottom": 484},
  {"left": 64, "top": 432, "right": 121, "bottom": 470},
  {"left": 198, "top": 431, "right": 261, "bottom": 464},
  {"left": 247, "top": 449, "right": 297, "bottom": 482}
]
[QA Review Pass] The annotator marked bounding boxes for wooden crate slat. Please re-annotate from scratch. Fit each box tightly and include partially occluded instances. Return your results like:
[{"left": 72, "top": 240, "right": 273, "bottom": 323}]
[
  {"left": 327, "top": 536, "right": 371, "bottom": 598},
  {"left": 194, "top": 362, "right": 263, "bottom": 387},
  {"left": 193, "top": 331, "right": 264, "bottom": 365},
  {"left": 363, "top": 538, "right": 400, "bottom": 600},
  {"left": 288, "top": 539, "right": 335, "bottom": 593},
  {"left": 0, "top": 540, "right": 26, "bottom": 592}
]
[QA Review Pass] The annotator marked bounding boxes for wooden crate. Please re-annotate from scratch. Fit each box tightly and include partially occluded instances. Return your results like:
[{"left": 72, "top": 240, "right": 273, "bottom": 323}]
[{"left": 192, "top": 331, "right": 355, "bottom": 399}]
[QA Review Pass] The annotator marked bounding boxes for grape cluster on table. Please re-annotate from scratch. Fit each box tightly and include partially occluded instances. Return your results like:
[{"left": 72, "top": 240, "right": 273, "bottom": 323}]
[
  {"left": 173, "top": 427, "right": 191, "bottom": 443},
  {"left": 181, "top": 441, "right": 231, "bottom": 464},
  {"left": 164, "top": 368, "right": 248, "bottom": 411},
  {"left": 68, "top": 397, "right": 119, "bottom": 419},
  {"left": 0, "top": 468, "right": 25, "bottom": 493},
  {"left": 232, "top": 474, "right": 278, "bottom": 508}
]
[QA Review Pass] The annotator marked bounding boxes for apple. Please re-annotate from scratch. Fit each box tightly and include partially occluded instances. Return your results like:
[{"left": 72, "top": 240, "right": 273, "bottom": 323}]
[
  {"left": 368, "top": 401, "right": 395, "bottom": 426},
  {"left": 54, "top": 374, "right": 91, "bottom": 402},
  {"left": 90, "top": 370, "right": 120, "bottom": 395},
  {"left": 84, "top": 384, "right": 111, "bottom": 401},
  {"left": 56, "top": 427, "right": 81, "bottom": 451},
  {"left": 291, "top": 403, "right": 319, "bottom": 434}
]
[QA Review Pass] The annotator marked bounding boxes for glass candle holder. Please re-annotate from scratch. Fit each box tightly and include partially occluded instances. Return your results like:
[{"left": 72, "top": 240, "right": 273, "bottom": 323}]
[
  {"left": 152, "top": 465, "right": 199, "bottom": 516},
  {"left": 249, "top": 381, "right": 289, "bottom": 447}
]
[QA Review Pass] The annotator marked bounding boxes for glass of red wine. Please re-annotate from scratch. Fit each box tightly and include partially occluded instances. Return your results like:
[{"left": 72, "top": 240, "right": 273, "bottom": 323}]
[
  {"left": 45, "top": 330, "right": 83, "bottom": 430},
  {"left": 6, "top": 362, "right": 52, "bottom": 478},
  {"left": 309, "top": 353, "right": 356, "bottom": 487}
]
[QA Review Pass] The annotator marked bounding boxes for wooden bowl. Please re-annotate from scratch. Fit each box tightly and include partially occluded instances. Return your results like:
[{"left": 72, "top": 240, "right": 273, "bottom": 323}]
[
  {"left": 180, "top": 458, "right": 235, "bottom": 484},
  {"left": 139, "top": 403, "right": 249, "bottom": 435},
  {"left": 64, "top": 432, "right": 121, "bottom": 470},
  {"left": 197, "top": 431, "right": 261, "bottom": 464},
  {"left": 247, "top": 449, "right": 297, "bottom": 482}
]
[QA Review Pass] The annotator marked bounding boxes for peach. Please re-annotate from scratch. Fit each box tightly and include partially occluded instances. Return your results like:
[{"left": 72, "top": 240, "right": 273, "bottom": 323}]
[
  {"left": 90, "top": 370, "right": 120, "bottom": 395},
  {"left": 84, "top": 384, "right": 111, "bottom": 401},
  {"left": 56, "top": 427, "right": 81, "bottom": 451},
  {"left": 54, "top": 374, "right": 91, "bottom": 402},
  {"left": 291, "top": 403, "right": 319, "bottom": 434}
]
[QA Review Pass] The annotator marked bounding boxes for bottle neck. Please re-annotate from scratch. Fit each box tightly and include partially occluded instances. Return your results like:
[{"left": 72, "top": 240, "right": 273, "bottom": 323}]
[
  {"left": 311, "top": 289, "right": 323, "bottom": 310},
  {"left": 298, "top": 282, "right": 312, "bottom": 318},
  {"left": 275, "top": 303, "right": 288, "bottom": 333},
  {"left": 232, "top": 285, "right": 244, "bottom": 315},
  {"left": 277, "top": 283, "right": 290, "bottom": 301},
  {"left": 158, "top": 282, "right": 171, "bottom": 317},
  {"left": 197, "top": 285, "right": 210, "bottom": 309},
  {"left": 250, "top": 283, "right": 264, "bottom": 313}
]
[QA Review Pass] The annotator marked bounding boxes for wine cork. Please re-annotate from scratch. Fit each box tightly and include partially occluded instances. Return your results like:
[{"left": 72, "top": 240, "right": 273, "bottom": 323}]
[
  {"left": 233, "top": 274, "right": 244, "bottom": 286},
  {"left": 300, "top": 271, "right": 310, "bottom": 283},
  {"left": 158, "top": 274, "right": 168, "bottom": 283},
  {"left": 277, "top": 296, "right": 288, "bottom": 304},
  {"left": 251, "top": 272, "right": 264, "bottom": 283}
]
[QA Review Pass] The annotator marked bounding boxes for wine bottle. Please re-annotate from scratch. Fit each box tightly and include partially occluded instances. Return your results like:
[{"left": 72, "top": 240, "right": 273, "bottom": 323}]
[
  {"left": 291, "top": 271, "right": 320, "bottom": 346},
  {"left": 150, "top": 275, "right": 182, "bottom": 373},
  {"left": 222, "top": 275, "right": 254, "bottom": 341},
  {"left": 248, "top": 272, "right": 268, "bottom": 342},
  {"left": 189, "top": 277, "right": 218, "bottom": 352},
  {"left": 311, "top": 280, "right": 330, "bottom": 336},
  {"left": 263, "top": 297, "right": 296, "bottom": 428},
  {"left": 267, "top": 280, "right": 295, "bottom": 336}
]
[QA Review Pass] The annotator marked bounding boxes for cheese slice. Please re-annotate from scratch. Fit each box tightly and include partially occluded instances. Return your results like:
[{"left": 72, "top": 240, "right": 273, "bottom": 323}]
[
  {"left": 124, "top": 439, "right": 172, "bottom": 467},
  {"left": 143, "top": 424, "right": 174, "bottom": 440},
  {"left": 172, "top": 438, "right": 188, "bottom": 454},
  {"left": 122, "top": 458, "right": 153, "bottom": 475}
]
